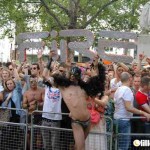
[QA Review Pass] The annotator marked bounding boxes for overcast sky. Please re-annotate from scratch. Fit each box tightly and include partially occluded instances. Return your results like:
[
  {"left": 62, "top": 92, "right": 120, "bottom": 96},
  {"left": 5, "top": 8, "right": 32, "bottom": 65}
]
[{"left": 0, "top": 38, "right": 11, "bottom": 62}]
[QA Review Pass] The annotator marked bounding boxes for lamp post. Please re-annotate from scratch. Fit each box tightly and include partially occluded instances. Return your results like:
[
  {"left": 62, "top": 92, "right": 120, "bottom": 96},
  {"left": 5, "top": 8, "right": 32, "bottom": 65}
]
[{"left": 9, "top": 34, "right": 14, "bottom": 60}]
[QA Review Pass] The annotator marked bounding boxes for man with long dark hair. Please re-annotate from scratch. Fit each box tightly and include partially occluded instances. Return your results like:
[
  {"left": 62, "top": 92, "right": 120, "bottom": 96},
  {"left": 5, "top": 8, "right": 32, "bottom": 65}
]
[{"left": 43, "top": 52, "right": 106, "bottom": 150}]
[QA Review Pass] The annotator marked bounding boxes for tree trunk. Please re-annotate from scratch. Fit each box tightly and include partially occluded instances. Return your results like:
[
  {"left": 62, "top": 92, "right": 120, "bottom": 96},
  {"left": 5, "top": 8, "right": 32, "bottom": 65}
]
[{"left": 67, "top": 0, "right": 78, "bottom": 62}]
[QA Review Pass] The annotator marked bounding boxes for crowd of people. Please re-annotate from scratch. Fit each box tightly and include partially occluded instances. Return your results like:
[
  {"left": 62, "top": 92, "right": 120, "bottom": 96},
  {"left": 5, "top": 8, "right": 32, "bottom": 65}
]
[{"left": 0, "top": 49, "right": 150, "bottom": 150}]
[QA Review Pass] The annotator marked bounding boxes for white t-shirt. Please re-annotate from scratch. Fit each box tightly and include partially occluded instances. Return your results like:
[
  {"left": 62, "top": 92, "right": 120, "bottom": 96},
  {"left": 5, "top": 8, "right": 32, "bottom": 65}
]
[
  {"left": 110, "top": 78, "right": 122, "bottom": 90},
  {"left": 114, "top": 86, "right": 134, "bottom": 119},
  {"left": 42, "top": 86, "right": 62, "bottom": 120}
]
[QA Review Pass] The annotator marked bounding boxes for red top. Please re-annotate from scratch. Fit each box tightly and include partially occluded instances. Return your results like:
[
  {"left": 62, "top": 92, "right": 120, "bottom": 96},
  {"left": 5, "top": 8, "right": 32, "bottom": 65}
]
[
  {"left": 136, "top": 90, "right": 148, "bottom": 111},
  {"left": 136, "top": 90, "right": 148, "bottom": 121}
]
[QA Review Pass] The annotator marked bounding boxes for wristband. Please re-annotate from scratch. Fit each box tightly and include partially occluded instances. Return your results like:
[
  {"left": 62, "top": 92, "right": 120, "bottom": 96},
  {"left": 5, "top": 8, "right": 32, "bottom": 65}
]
[{"left": 46, "top": 57, "right": 53, "bottom": 70}]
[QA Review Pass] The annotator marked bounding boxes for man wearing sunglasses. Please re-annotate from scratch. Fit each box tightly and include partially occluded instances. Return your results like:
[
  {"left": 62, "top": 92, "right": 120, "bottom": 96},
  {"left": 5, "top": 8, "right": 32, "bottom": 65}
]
[
  {"left": 23, "top": 75, "right": 45, "bottom": 119},
  {"left": 22, "top": 75, "right": 45, "bottom": 149},
  {"left": 20, "top": 62, "right": 45, "bottom": 92},
  {"left": 29, "top": 63, "right": 44, "bottom": 87}
]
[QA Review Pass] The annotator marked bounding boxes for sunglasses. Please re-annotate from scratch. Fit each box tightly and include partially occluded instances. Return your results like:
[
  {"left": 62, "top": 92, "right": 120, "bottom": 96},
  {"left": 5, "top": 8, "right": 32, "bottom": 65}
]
[
  {"left": 31, "top": 67, "right": 37, "bottom": 70},
  {"left": 30, "top": 80, "right": 37, "bottom": 83}
]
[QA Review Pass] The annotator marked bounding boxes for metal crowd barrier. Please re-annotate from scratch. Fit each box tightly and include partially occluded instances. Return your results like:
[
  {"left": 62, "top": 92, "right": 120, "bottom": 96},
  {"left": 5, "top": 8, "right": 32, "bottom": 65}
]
[
  {"left": 114, "top": 117, "right": 150, "bottom": 150},
  {"left": 30, "top": 111, "right": 74, "bottom": 150},
  {"left": 3, "top": 108, "right": 146, "bottom": 150},
  {"left": 0, "top": 107, "right": 28, "bottom": 150},
  {"left": 30, "top": 111, "right": 113, "bottom": 150},
  {"left": 85, "top": 116, "right": 113, "bottom": 150}
]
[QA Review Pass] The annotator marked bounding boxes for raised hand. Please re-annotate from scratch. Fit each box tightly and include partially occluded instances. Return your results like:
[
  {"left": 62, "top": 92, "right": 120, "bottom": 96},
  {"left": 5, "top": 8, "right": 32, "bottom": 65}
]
[
  {"left": 139, "top": 52, "right": 145, "bottom": 61},
  {"left": 66, "top": 57, "right": 72, "bottom": 67},
  {"left": 37, "top": 49, "right": 43, "bottom": 59},
  {"left": 146, "top": 57, "right": 150, "bottom": 64},
  {"left": 11, "top": 60, "right": 17, "bottom": 68}
]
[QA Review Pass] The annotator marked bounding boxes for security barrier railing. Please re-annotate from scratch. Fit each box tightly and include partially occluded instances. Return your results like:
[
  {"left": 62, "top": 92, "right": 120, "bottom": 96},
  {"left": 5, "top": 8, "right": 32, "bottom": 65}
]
[
  {"left": 0, "top": 107, "right": 28, "bottom": 150},
  {"left": 114, "top": 117, "right": 150, "bottom": 150},
  {"left": 1, "top": 108, "right": 150, "bottom": 150},
  {"left": 30, "top": 111, "right": 113, "bottom": 150}
]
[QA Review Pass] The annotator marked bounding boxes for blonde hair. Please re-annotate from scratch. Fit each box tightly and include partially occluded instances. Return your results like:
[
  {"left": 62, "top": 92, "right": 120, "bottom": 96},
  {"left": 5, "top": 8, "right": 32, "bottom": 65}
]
[{"left": 1, "top": 68, "right": 11, "bottom": 78}]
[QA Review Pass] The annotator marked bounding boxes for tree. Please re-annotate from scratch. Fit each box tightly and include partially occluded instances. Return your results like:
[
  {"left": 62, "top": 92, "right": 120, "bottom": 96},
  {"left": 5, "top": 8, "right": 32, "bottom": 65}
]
[
  {"left": 1, "top": 0, "right": 149, "bottom": 35},
  {"left": 39, "top": 0, "right": 120, "bottom": 30},
  {"left": 0, "top": 0, "right": 42, "bottom": 36},
  {"left": 38, "top": 0, "right": 149, "bottom": 59},
  {"left": 0, "top": 0, "right": 149, "bottom": 60}
]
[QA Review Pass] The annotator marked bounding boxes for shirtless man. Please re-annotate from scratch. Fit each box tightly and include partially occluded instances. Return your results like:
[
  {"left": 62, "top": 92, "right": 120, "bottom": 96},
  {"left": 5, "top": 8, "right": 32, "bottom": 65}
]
[
  {"left": 22, "top": 75, "right": 45, "bottom": 115},
  {"left": 22, "top": 75, "right": 45, "bottom": 149},
  {"left": 43, "top": 52, "right": 106, "bottom": 150}
]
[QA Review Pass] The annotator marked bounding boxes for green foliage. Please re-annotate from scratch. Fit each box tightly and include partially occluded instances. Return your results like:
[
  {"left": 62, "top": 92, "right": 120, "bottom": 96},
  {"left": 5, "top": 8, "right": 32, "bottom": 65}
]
[
  {"left": 0, "top": 0, "right": 41, "bottom": 37},
  {"left": 0, "top": 0, "right": 150, "bottom": 38}
]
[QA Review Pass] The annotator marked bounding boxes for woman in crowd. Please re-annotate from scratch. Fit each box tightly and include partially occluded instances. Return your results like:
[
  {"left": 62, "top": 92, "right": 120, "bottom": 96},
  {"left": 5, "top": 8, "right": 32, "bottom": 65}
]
[
  {"left": 85, "top": 56, "right": 108, "bottom": 150},
  {"left": 0, "top": 63, "right": 23, "bottom": 149}
]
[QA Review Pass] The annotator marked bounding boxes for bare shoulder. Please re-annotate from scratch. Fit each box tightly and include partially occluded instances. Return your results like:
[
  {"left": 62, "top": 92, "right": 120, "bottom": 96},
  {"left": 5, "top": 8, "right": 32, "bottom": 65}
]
[
  {"left": 24, "top": 90, "right": 29, "bottom": 95},
  {"left": 38, "top": 87, "right": 45, "bottom": 92}
]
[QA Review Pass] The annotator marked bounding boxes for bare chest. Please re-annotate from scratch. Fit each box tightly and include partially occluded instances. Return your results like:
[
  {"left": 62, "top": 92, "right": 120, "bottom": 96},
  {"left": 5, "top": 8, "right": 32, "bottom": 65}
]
[
  {"left": 27, "top": 90, "right": 42, "bottom": 102},
  {"left": 61, "top": 86, "right": 87, "bottom": 102}
]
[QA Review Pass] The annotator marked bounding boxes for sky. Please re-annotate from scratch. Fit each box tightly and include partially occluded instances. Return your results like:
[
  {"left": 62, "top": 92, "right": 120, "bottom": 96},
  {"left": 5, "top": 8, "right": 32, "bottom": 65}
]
[{"left": 0, "top": 38, "right": 11, "bottom": 62}]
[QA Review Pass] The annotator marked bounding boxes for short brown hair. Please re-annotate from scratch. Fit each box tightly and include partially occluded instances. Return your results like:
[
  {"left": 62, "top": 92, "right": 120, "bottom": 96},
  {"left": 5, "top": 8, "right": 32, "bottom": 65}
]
[
  {"left": 141, "top": 76, "right": 150, "bottom": 86},
  {"left": 32, "top": 63, "right": 40, "bottom": 70}
]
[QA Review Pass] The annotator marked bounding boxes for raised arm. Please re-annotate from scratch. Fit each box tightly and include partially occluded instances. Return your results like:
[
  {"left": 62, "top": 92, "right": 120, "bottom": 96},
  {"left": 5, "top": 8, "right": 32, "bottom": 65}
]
[
  {"left": 43, "top": 50, "right": 71, "bottom": 88},
  {"left": 37, "top": 49, "right": 45, "bottom": 76},
  {"left": 84, "top": 61, "right": 106, "bottom": 98},
  {"left": 17, "top": 61, "right": 24, "bottom": 73},
  {"left": 12, "top": 61, "right": 20, "bottom": 81},
  {"left": 137, "top": 53, "right": 145, "bottom": 72},
  {"left": 42, "top": 50, "right": 54, "bottom": 86}
]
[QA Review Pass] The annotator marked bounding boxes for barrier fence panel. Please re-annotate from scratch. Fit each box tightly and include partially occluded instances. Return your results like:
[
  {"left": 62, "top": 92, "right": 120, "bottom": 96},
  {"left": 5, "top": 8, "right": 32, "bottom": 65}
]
[
  {"left": 114, "top": 117, "right": 150, "bottom": 150},
  {"left": 31, "top": 111, "right": 113, "bottom": 150},
  {"left": 0, "top": 107, "right": 28, "bottom": 150},
  {"left": 30, "top": 111, "right": 74, "bottom": 150},
  {"left": 116, "top": 133, "right": 150, "bottom": 150},
  {"left": 31, "top": 125, "right": 74, "bottom": 150},
  {"left": 85, "top": 116, "right": 113, "bottom": 150}
]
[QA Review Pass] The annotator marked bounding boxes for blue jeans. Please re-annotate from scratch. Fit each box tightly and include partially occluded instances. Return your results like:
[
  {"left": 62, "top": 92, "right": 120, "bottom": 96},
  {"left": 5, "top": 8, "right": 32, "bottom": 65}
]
[{"left": 114, "top": 119, "right": 131, "bottom": 150}]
